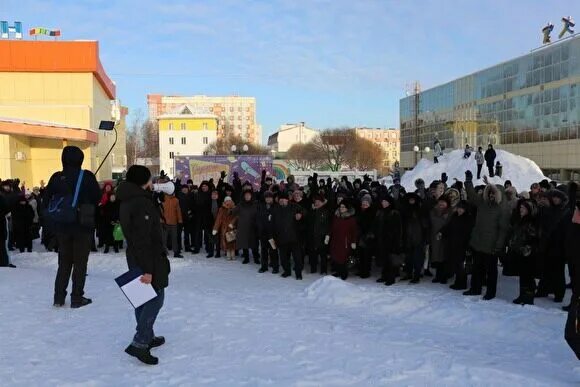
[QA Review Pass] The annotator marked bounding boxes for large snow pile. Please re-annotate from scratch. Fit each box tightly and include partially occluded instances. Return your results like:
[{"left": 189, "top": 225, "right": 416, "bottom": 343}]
[
  {"left": 401, "top": 149, "right": 548, "bottom": 193},
  {"left": 1, "top": 248, "right": 579, "bottom": 385}
]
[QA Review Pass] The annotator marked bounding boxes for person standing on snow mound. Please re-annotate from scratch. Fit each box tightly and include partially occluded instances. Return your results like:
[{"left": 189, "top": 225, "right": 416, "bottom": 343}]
[
  {"left": 475, "top": 146, "right": 485, "bottom": 180},
  {"left": 117, "top": 165, "right": 170, "bottom": 366},
  {"left": 46, "top": 146, "right": 100, "bottom": 308},
  {"left": 484, "top": 144, "right": 497, "bottom": 177}
]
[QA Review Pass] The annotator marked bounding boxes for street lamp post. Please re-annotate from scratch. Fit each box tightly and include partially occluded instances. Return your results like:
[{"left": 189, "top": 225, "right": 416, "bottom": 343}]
[
  {"left": 231, "top": 144, "right": 249, "bottom": 155},
  {"left": 413, "top": 145, "right": 431, "bottom": 163}
]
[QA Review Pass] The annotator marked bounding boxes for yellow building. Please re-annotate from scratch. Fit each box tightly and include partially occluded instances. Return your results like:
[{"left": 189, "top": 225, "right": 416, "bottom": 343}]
[
  {"left": 158, "top": 105, "right": 218, "bottom": 177},
  {"left": 0, "top": 40, "right": 117, "bottom": 185}
]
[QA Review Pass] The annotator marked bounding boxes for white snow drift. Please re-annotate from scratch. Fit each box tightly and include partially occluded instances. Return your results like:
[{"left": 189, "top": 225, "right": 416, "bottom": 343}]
[
  {"left": 401, "top": 149, "right": 548, "bottom": 193},
  {"left": 0, "top": 249, "right": 578, "bottom": 386}
]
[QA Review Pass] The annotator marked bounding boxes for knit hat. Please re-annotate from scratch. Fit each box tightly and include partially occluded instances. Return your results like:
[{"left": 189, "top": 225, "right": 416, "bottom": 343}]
[
  {"left": 361, "top": 194, "right": 372, "bottom": 205},
  {"left": 126, "top": 165, "right": 152, "bottom": 186},
  {"left": 278, "top": 192, "right": 290, "bottom": 200},
  {"left": 223, "top": 196, "right": 233, "bottom": 203}
]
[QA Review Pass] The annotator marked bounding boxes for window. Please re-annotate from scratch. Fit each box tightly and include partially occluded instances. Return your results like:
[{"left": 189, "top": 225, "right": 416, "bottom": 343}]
[
  {"left": 238, "top": 115, "right": 242, "bottom": 120},
  {"left": 168, "top": 123, "right": 174, "bottom": 130},
  {"left": 229, "top": 116, "right": 234, "bottom": 120},
  {"left": 230, "top": 107, "right": 234, "bottom": 112},
  {"left": 246, "top": 116, "right": 250, "bottom": 120},
  {"left": 169, "top": 137, "right": 174, "bottom": 145},
  {"left": 238, "top": 107, "right": 242, "bottom": 112},
  {"left": 169, "top": 151, "right": 174, "bottom": 159},
  {"left": 203, "top": 151, "right": 209, "bottom": 156},
  {"left": 246, "top": 107, "right": 250, "bottom": 112},
  {"left": 180, "top": 123, "right": 186, "bottom": 130},
  {"left": 181, "top": 137, "right": 186, "bottom": 145},
  {"left": 203, "top": 137, "right": 208, "bottom": 145}
]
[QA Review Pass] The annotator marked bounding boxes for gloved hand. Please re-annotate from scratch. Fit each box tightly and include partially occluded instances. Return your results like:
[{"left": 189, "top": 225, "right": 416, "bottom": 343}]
[
  {"left": 228, "top": 223, "right": 234, "bottom": 229},
  {"left": 212, "top": 230, "right": 218, "bottom": 235},
  {"left": 324, "top": 235, "right": 330, "bottom": 245},
  {"left": 351, "top": 243, "right": 357, "bottom": 250},
  {"left": 465, "top": 170, "right": 473, "bottom": 182}
]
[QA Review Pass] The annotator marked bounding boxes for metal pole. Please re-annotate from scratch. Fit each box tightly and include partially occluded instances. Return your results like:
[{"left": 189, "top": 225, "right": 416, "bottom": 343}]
[{"left": 95, "top": 127, "right": 118, "bottom": 176}]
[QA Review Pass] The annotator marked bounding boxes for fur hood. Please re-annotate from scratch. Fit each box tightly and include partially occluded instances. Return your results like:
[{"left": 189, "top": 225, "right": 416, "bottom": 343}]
[
  {"left": 483, "top": 184, "right": 502, "bottom": 205},
  {"left": 334, "top": 207, "right": 356, "bottom": 219}
]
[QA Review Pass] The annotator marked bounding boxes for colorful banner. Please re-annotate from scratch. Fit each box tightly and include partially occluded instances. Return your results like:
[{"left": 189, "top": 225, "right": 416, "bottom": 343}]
[
  {"left": 29, "top": 27, "right": 61, "bottom": 37},
  {"left": 175, "top": 155, "right": 273, "bottom": 189}
]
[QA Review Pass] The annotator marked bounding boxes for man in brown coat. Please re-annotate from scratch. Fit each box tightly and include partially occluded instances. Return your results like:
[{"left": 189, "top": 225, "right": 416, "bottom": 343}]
[{"left": 162, "top": 193, "right": 183, "bottom": 258}]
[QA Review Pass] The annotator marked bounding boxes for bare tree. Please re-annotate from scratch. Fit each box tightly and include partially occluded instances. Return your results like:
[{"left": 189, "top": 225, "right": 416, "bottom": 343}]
[
  {"left": 205, "top": 134, "right": 270, "bottom": 155},
  {"left": 344, "top": 135, "right": 385, "bottom": 171},
  {"left": 311, "top": 128, "right": 354, "bottom": 171},
  {"left": 286, "top": 143, "right": 325, "bottom": 171}
]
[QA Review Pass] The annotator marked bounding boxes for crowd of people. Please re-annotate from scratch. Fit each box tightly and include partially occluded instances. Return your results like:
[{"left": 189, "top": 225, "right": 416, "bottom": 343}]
[{"left": 2, "top": 160, "right": 580, "bottom": 309}]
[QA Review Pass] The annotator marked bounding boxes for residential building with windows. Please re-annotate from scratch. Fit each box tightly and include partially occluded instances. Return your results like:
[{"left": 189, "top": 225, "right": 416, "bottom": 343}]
[
  {"left": 355, "top": 128, "right": 400, "bottom": 174},
  {"left": 148, "top": 94, "right": 261, "bottom": 144},
  {"left": 400, "top": 34, "right": 580, "bottom": 179},
  {"left": 157, "top": 105, "right": 218, "bottom": 177},
  {"left": 267, "top": 122, "right": 318, "bottom": 154}
]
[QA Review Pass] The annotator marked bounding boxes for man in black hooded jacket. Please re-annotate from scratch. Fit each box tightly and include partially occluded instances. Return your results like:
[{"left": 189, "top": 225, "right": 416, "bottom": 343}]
[
  {"left": 118, "top": 165, "right": 170, "bottom": 366},
  {"left": 45, "top": 146, "right": 100, "bottom": 308}
]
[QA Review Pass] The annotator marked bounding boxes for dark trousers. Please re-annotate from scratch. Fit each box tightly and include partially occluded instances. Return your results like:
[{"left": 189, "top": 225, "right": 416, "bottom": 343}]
[
  {"left": 450, "top": 252, "right": 467, "bottom": 288},
  {"left": 435, "top": 260, "right": 451, "bottom": 283},
  {"left": 476, "top": 164, "right": 483, "bottom": 179},
  {"left": 518, "top": 255, "right": 537, "bottom": 294},
  {"left": 405, "top": 245, "right": 425, "bottom": 279},
  {"left": 487, "top": 164, "right": 494, "bottom": 177},
  {"left": 565, "top": 296, "right": 580, "bottom": 360},
  {"left": 14, "top": 228, "right": 32, "bottom": 252},
  {"left": 381, "top": 254, "right": 398, "bottom": 282},
  {"left": 163, "top": 224, "right": 180, "bottom": 256},
  {"left": 181, "top": 222, "right": 194, "bottom": 251},
  {"left": 309, "top": 246, "right": 327, "bottom": 273},
  {"left": 133, "top": 288, "right": 165, "bottom": 348},
  {"left": 358, "top": 246, "right": 373, "bottom": 276},
  {"left": 260, "top": 239, "right": 279, "bottom": 271},
  {"left": 54, "top": 232, "right": 91, "bottom": 301},
  {"left": 279, "top": 242, "right": 303, "bottom": 275},
  {"left": 538, "top": 255, "right": 566, "bottom": 300},
  {"left": 0, "top": 236, "right": 9, "bottom": 266},
  {"left": 469, "top": 250, "right": 498, "bottom": 297}
]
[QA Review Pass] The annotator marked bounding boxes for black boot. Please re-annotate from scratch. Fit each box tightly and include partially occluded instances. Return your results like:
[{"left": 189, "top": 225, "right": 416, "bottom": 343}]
[
  {"left": 258, "top": 268, "right": 267, "bottom": 273},
  {"left": 103, "top": 246, "right": 110, "bottom": 254},
  {"left": 242, "top": 258, "right": 250, "bottom": 264},
  {"left": 125, "top": 345, "right": 159, "bottom": 365},
  {"left": 149, "top": 336, "right": 166, "bottom": 349},
  {"left": 463, "top": 289, "right": 481, "bottom": 296},
  {"left": 71, "top": 297, "right": 92, "bottom": 309},
  {"left": 53, "top": 296, "right": 65, "bottom": 307},
  {"left": 272, "top": 268, "right": 279, "bottom": 274},
  {"left": 281, "top": 272, "right": 291, "bottom": 278}
]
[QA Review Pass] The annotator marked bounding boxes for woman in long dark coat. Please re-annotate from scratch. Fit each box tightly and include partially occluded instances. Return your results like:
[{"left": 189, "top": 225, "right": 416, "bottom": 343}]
[
  {"left": 101, "top": 193, "right": 120, "bottom": 253},
  {"left": 375, "top": 194, "right": 402, "bottom": 286},
  {"left": 234, "top": 190, "right": 258, "bottom": 264},
  {"left": 328, "top": 200, "right": 358, "bottom": 280},
  {"left": 441, "top": 200, "right": 473, "bottom": 290}
]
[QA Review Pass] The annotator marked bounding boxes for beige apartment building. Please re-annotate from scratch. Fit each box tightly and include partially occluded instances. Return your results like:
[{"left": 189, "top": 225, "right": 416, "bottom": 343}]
[
  {"left": 147, "top": 94, "right": 261, "bottom": 144},
  {"left": 355, "top": 128, "right": 400, "bottom": 173}
]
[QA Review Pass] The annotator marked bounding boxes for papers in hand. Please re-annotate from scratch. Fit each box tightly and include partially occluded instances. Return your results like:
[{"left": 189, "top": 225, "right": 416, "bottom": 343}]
[
  {"left": 115, "top": 269, "right": 158, "bottom": 309},
  {"left": 268, "top": 238, "right": 277, "bottom": 250}
]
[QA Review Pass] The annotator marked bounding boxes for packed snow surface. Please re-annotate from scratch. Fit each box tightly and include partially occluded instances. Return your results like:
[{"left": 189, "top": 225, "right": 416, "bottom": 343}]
[
  {"left": 1, "top": 249, "right": 578, "bottom": 386},
  {"left": 401, "top": 149, "right": 548, "bottom": 193}
]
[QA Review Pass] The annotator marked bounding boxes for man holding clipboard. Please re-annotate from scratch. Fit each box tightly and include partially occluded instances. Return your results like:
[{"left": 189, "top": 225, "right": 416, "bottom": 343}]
[{"left": 117, "top": 165, "right": 171, "bottom": 365}]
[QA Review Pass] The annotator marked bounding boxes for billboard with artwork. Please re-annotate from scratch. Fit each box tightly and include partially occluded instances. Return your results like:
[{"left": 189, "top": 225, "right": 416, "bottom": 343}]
[{"left": 175, "top": 155, "right": 273, "bottom": 189}]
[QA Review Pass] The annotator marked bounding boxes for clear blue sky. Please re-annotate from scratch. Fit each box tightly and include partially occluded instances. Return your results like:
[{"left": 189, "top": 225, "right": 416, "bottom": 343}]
[{"left": 4, "top": 0, "right": 578, "bottom": 142}]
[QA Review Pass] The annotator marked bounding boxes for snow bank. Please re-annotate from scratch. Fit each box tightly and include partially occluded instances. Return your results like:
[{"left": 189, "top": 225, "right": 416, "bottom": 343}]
[{"left": 401, "top": 149, "right": 548, "bottom": 193}]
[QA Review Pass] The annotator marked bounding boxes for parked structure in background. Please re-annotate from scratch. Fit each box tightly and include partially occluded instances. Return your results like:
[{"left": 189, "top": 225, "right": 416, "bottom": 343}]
[
  {"left": 355, "top": 128, "right": 400, "bottom": 174},
  {"left": 0, "top": 39, "right": 118, "bottom": 184},
  {"left": 148, "top": 94, "right": 261, "bottom": 145},
  {"left": 157, "top": 105, "right": 218, "bottom": 177},
  {"left": 400, "top": 34, "right": 580, "bottom": 180},
  {"left": 267, "top": 122, "right": 318, "bottom": 155}
]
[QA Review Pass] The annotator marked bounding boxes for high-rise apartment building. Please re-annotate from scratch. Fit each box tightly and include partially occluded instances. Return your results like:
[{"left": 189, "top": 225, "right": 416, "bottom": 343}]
[
  {"left": 355, "top": 128, "right": 400, "bottom": 173},
  {"left": 148, "top": 94, "right": 261, "bottom": 144}
]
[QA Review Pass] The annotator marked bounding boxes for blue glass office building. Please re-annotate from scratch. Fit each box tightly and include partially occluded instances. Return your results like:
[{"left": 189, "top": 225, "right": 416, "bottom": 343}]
[{"left": 400, "top": 35, "right": 580, "bottom": 178}]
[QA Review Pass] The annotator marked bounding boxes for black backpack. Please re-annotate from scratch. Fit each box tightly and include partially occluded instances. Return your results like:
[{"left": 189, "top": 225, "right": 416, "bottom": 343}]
[{"left": 45, "top": 170, "right": 91, "bottom": 227}]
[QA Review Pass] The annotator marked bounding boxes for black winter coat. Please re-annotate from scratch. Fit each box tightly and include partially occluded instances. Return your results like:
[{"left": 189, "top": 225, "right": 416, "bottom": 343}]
[
  {"left": 374, "top": 207, "right": 402, "bottom": 256},
  {"left": 441, "top": 212, "right": 473, "bottom": 260},
  {"left": 194, "top": 191, "right": 213, "bottom": 229},
  {"left": 234, "top": 199, "right": 258, "bottom": 249},
  {"left": 256, "top": 202, "right": 276, "bottom": 241},
  {"left": 11, "top": 202, "right": 34, "bottom": 232},
  {"left": 307, "top": 202, "right": 331, "bottom": 250},
  {"left": 566, "top": 222, "right": 580, "bottom": 295},
  {"left": 271, "top": 203, "right": 302, "bottom": 246},
  {"left": 484, "top": 148, "right": 496, "bottom": 166},
  {"left": 118, "top": 182, "right": 170, "bottom": 290},
  {"left": 357, "top": 207, "right": 376, "bottom": 249}
]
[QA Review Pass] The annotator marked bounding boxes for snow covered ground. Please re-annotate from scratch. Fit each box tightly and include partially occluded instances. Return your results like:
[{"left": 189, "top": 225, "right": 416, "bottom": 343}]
[
  {"left": 401, "top": 149, "right": 548, "bottom": 193},
  {"left": 1, "top": 247, "right": 579, "bottom": 386}
]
